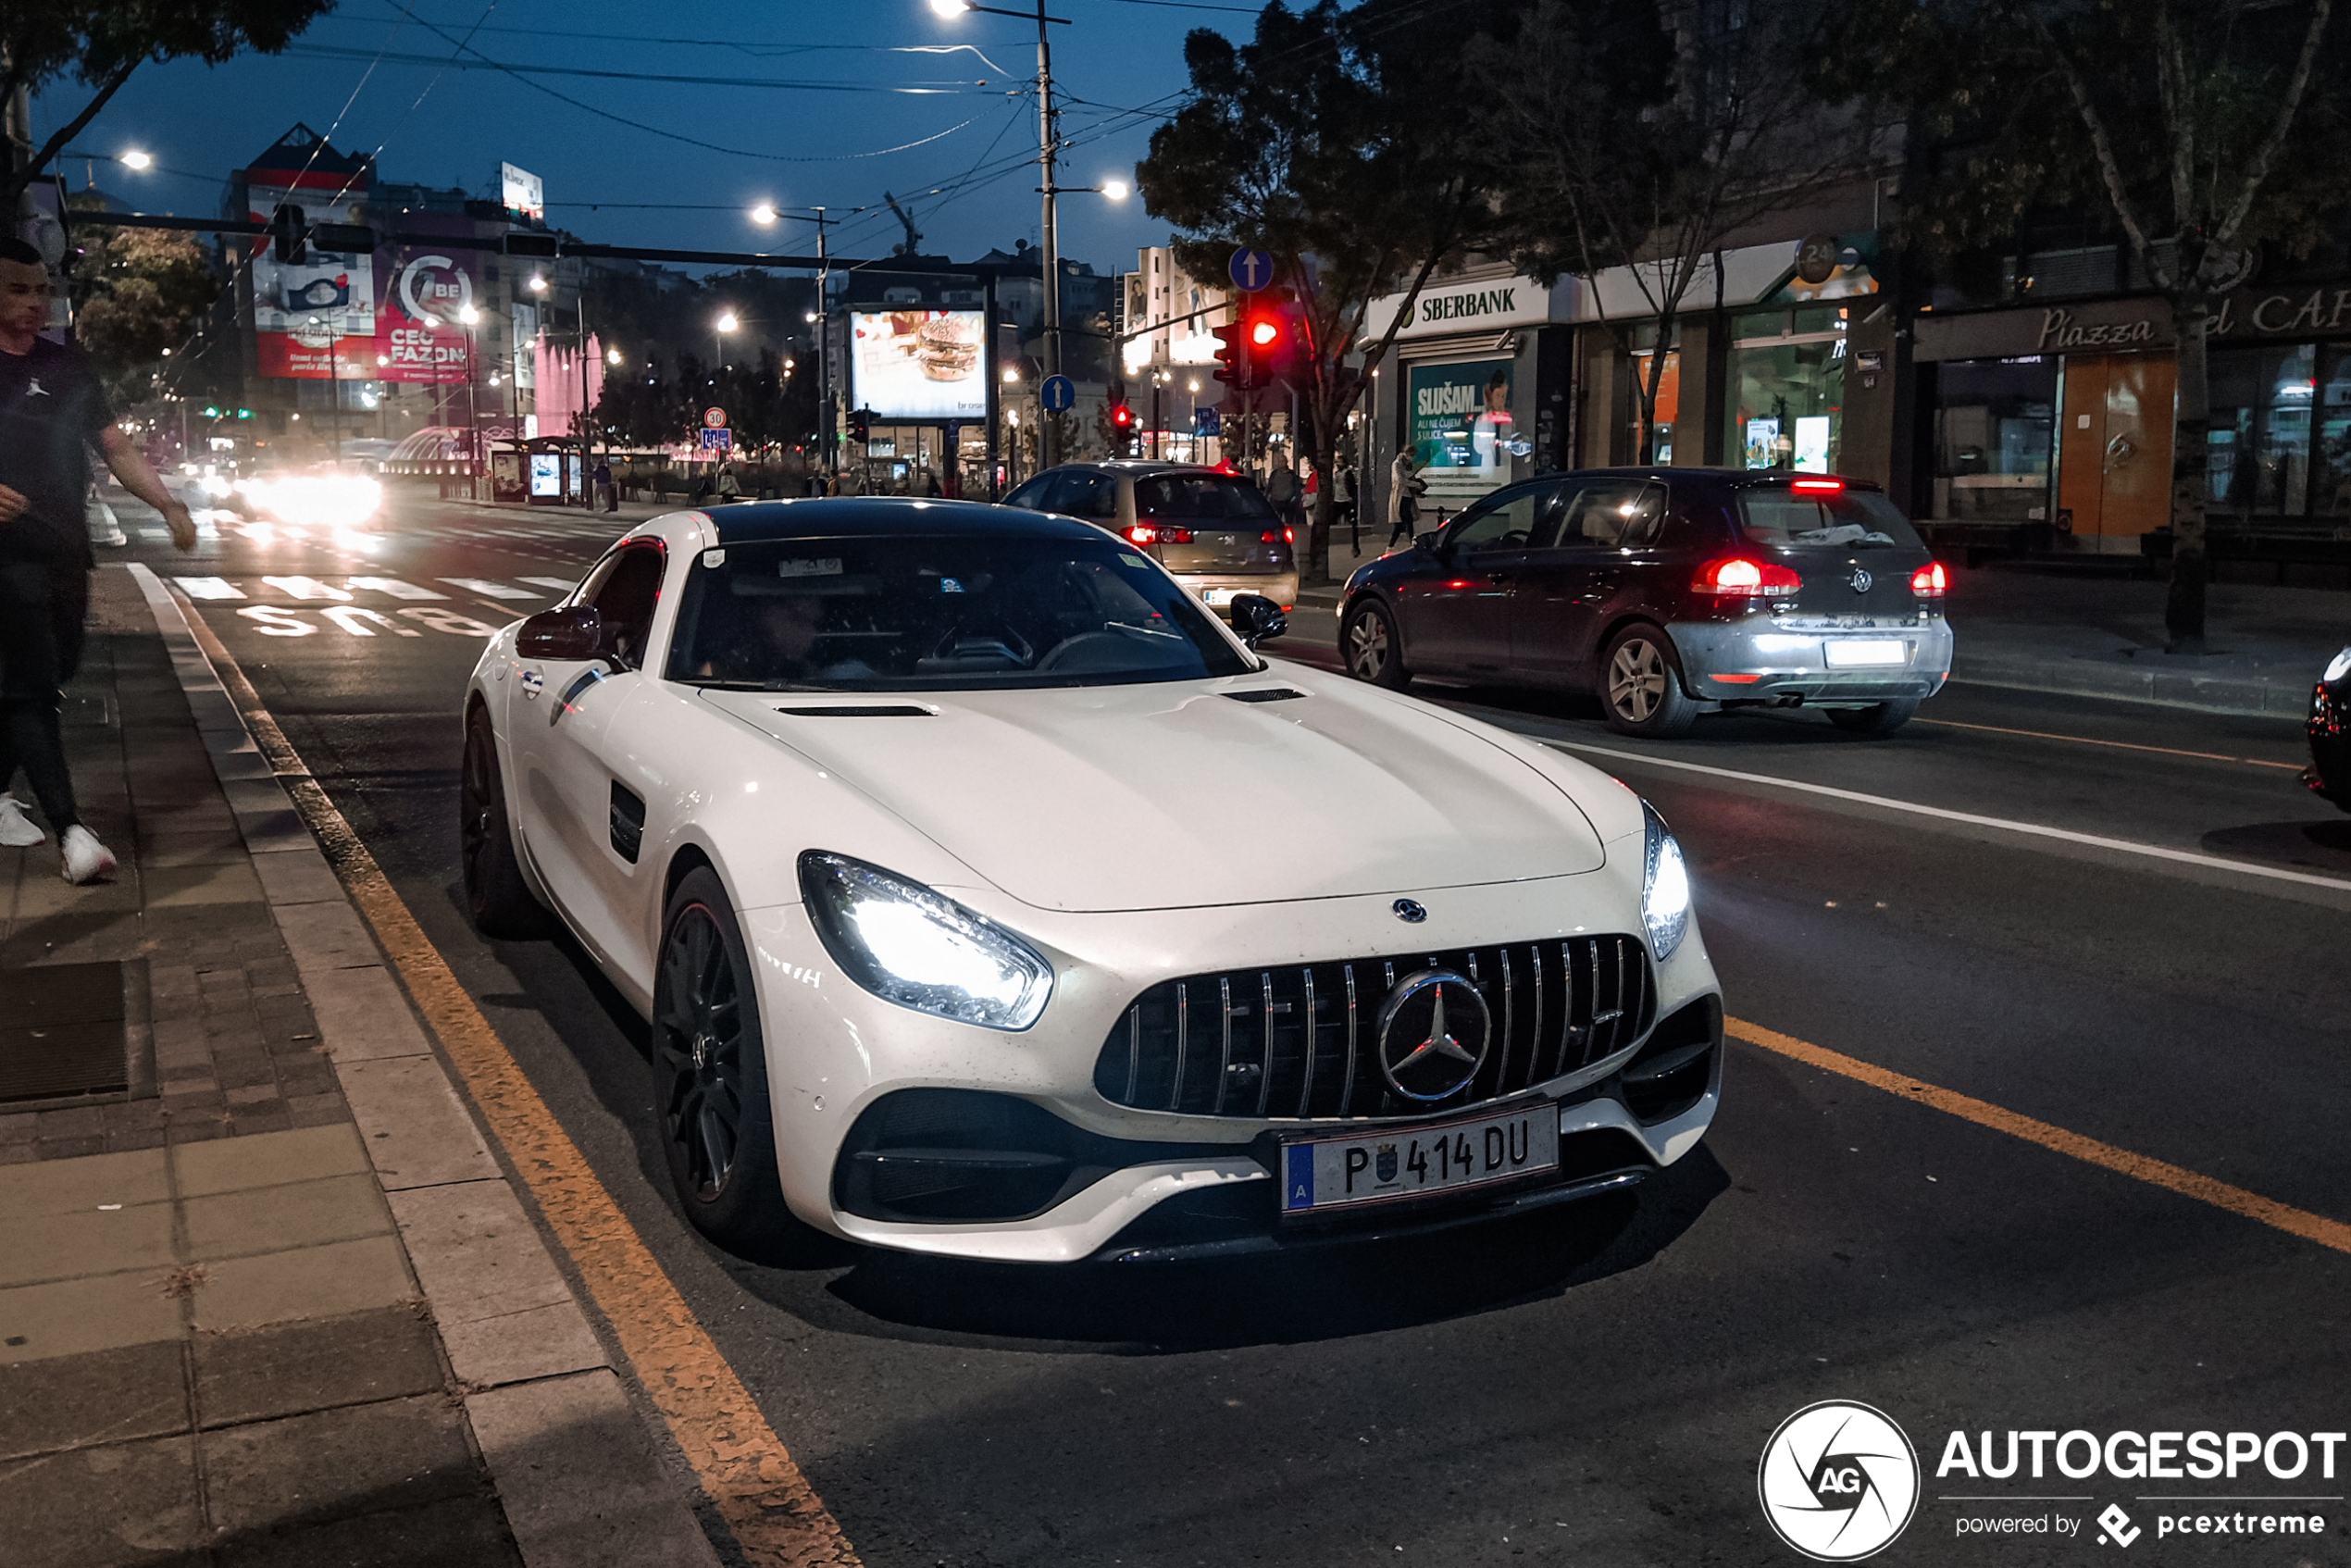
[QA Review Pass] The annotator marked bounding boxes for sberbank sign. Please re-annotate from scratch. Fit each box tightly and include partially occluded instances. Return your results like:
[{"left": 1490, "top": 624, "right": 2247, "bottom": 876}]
[{"left": 1419, "top": 287, "right": 1522, "bottom": 326}]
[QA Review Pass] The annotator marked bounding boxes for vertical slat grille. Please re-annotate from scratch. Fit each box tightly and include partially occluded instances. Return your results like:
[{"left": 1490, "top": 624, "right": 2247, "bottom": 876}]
[{"left": 1095, "top": 937, "right": 1655, "bottom": 1120}]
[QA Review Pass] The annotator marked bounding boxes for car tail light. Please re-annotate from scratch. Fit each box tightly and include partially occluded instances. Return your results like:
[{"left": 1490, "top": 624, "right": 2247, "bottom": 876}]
[
  {"left": 1160, "top": 527, "right": 1193, "bottom": 544},
  {"left": 1285, "top": 528, "right": 1295, "bottom": 543},
  {"left": 1126, "top": 525, "right": 1156, "bottom": 547},
  {"left": 1790, "top": 478, "right": 1844, "bottom": 492},
  {"left": 1910, "top": 561, "right": 1948, "bottom": 597},
  {"left": 1694, "top": 556, "right": 1801, "bottom": 597}
]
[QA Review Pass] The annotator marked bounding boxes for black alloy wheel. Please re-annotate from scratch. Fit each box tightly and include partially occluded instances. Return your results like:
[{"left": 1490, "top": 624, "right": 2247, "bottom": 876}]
[
  {"left": 1600, "top": 626, "right": 1699, "bottom": 738},
  {"left": 653, "top": 867, "right": 793, "bottom": 1250},
  {"left": 459, "top": 705, "right": 550, "bottom": 938},
  {"left": 1342, "top": 599, "right": 1410, "bottom": 689},
  {"left": 1826, "top": 699, "right": 1922, "bottom": 736}
]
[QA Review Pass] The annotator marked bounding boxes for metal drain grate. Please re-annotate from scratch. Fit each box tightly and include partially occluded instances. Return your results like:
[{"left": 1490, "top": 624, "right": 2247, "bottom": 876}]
[{"left": 0, "top": 962, "right": 142, "bottom": 1104}]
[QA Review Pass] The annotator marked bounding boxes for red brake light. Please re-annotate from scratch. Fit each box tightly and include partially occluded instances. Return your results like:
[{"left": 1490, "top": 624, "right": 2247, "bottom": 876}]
[
  {"left": 1284, "top": 528, "right": 1294, "bottom": 544},
  {"left": 1910, "top": 561, "right": 1948, "bottom": 597},
  {"left": 1126, "top": 525, "right": 1156, "bottom": 546},
  {"left": 1790, "top": 478, "right": 1844, "bottom": 492},
  {"left": 1695, "top": 556, "right": 1802, "bottom": 596},
  {"left": 1160, "top": 526, "right": 1193, "bottom": 544}
]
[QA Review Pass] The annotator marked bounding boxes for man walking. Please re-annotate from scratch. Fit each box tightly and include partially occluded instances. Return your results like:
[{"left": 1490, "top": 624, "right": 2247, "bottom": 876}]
[{"left": 0, "top": 237, "right": 196, "bottom": 882}]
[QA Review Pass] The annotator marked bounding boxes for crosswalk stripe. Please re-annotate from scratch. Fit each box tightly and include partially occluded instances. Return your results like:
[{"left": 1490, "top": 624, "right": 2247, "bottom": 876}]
[
  {"left": 173, "top": 577, "right": 245, "bottom": 600},
  {"left": 437, "top": 578, "right": 543, "bottom": 599},
  {"left": 347, "top": 577, "right": 448, "bottom": 600},
  {"left": 517, "top": 576, "right": 580, "bottom": 591},
  {"left": 262, "top": 575, "right": 354, "bottom": 601}
]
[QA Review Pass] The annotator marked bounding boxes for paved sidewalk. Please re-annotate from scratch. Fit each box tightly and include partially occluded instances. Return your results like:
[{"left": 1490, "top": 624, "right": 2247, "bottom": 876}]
[{"left": 0, "top": 566, "right": 720, "bottom": 1567}]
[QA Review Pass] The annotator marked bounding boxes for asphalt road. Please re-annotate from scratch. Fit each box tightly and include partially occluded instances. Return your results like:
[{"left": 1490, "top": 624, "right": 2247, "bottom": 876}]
[{"left": 119, "top": 489, "right": 2351, "bottom": 1567}]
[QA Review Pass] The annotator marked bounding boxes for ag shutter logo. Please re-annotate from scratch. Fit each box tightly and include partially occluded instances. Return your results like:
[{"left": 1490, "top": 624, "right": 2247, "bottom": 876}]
[
  {"left": 2096, "top": 1503, "right": 2141, "bottom": 1547},
  {"left": 1759, "top": 1401, "right": 1922, "bottom": 1562}
]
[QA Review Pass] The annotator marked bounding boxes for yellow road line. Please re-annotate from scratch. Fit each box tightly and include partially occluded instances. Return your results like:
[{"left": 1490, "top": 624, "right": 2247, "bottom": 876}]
[
  {"left": 176, "top": 595, "right": 859, "bottom": 1568},
  {"left": 1726, "top": 1015, "right": 2351, "bottom": 1258},
  {"left": 1915, "top": 716, "right": 2305, "bottom": 769}
]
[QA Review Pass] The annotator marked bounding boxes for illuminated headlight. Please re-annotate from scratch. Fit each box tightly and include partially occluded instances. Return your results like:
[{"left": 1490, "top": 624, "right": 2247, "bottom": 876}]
[
  {"left": 799, "top": 852, "right": 1053, "bottom": 1030},
  {"left": 2325, "top": 646, "right": 2351, "bottom": 685},
  {"left": 1640, "top": 803, "right": 1690, "bottom": 962}
]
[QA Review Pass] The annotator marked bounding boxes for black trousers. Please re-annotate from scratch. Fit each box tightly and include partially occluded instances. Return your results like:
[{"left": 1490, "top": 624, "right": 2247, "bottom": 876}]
[{"left": 0, "top": 561, "right": 90, "bottom": 832}]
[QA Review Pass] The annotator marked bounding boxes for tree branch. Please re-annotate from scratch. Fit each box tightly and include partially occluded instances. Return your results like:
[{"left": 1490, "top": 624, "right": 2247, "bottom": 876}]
[
  {"left": 2215, "top": 0, "right": 2332, "bottom": 247},
  {"left": 2034, "top": 15, "right": 2173, "bottom": 293},
  {"left": 4, "top": 60, "right": 139, "bottom": 210}
]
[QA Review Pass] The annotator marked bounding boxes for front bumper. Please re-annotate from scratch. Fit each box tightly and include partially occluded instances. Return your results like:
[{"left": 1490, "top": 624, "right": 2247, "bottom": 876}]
[
  {"left": 739, "top": 867, "right": 1720, "bottom": 1263},
  {"left": 1673, "top": 616, "right": 1953, "bottom": 703}
]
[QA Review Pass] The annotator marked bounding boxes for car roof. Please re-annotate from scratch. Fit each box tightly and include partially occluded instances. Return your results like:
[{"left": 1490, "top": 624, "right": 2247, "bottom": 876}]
[
  {"left": 1554, "top": 466, "right": 1888, "bottom": 492},
  {"left": 690, "top": 497, "right": 1107, "bottom": 545},
  {"left": 1039, "top": 461, "right": 1229, "bottom": 477}
]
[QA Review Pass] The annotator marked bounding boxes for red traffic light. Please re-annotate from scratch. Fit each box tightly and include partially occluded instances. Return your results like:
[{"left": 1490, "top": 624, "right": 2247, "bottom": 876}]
[
  {"left": 1110, "top": 402, "right": 1135, "bottom": 428},
  {"left": 1248, "top": 317, "right": 1281, "bottom": 347}
]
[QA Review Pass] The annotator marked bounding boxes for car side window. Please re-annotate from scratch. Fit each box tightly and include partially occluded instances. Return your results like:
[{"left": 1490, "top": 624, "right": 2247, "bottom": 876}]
[
  {"left": 1001, "top": 477, "right": 1052, "bottom": 510},
  {"left": 1561, "top": 480, "right": 1668, "bottom": 548},
  {"left": 1447, "top": 487, "right": 1543, "bottom": 553},
  {"left": 1045, "top": 472, "right": 1121, "bottom": 519},
  {"left": 580, "top": 544, "right": 665, "bottom": 669}
]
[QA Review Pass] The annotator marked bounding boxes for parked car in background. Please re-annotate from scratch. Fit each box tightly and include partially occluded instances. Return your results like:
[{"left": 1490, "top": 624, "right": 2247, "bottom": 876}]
[
  {"left": 1001, "top": 461, "right": 1300, "bottom": 616},
  {"left": 1337, "top": 468, "right": 1952, "bottom": 737},
  {"left": 2306, "top": 645, "right": 2351, "bottom": 810}
]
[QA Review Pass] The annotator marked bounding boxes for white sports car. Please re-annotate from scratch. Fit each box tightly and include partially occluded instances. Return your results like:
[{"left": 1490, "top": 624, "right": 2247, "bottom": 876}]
[{"left": 460, "top": 499, "right": 1723, "bottom": 1263}]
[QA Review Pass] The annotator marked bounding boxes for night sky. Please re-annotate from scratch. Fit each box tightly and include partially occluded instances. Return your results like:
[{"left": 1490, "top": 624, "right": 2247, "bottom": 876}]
[{"left": 29, "top": 0, "right": 1248, "bottom": 277}]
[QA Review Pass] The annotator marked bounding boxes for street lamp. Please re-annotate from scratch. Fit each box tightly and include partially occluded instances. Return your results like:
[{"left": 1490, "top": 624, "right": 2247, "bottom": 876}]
[
  {"left": 120, "top": 150, "right": 152, "bottom": 171},
  {"left": 458, "top": 305, "right": 482, "bottom": 476},
  {"left": 715, "top": 311, "right": 739, "bottom": 376},
  {"left": 750, "top": 203, "right": 778, "bottom": 226}
]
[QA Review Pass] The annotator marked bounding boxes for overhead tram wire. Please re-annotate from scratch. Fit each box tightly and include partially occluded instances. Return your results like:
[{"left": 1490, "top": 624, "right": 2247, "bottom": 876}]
[{"left": 281, "top": 44, "right": 1000, "bottom": 95}]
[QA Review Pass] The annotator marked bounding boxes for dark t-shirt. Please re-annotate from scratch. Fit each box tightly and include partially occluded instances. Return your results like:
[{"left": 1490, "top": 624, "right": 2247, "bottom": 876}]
[{"left": 0, "top": 337, "right": 111, "bottom": 568}]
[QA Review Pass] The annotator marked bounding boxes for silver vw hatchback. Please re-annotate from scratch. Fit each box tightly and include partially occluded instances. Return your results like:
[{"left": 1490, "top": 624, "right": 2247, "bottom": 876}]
[{"left": 1002, "top": 461, "right": 1301, "bottom": 616}]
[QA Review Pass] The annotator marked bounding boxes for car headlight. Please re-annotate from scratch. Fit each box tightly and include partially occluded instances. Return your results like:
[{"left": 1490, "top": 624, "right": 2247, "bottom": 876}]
[
  {"left": 2325, "top": 646, "right": 2351, "bottom": 685},
  {"left": 1640, "top": 802, "right": 1690, "bottom": 962},
  {"left": 799, "top": 852, "right": 1053, "bottom": 1030}
]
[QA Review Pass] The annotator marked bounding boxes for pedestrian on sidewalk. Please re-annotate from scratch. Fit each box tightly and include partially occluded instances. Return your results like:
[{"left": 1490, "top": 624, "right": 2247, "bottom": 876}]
[
  {"left": 1333, "top": 460, "right": 1359, "bottom": 555},
  {"left": 0, "top": 238, "right": 196, "bottom": 881},
  {"left": 591, "top": 456, "right": 615, "bottom": 513},
  {"left": 1387, "top": 448, "right": 1425, "bottom": 549}
]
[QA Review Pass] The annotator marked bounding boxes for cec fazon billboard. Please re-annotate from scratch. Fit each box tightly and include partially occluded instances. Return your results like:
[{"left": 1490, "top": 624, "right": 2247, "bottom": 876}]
[
  {"left": 850, "top": 310, "right": 986, "bottom": 421},
  {"left": 373, "top": 217, "right": 479, "bottom": 385}
]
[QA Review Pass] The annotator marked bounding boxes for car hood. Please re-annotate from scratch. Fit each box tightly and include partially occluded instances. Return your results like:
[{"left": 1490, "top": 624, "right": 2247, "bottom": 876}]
[{"left": 699, "top": 675, "right": 1604, "bottom": 913}]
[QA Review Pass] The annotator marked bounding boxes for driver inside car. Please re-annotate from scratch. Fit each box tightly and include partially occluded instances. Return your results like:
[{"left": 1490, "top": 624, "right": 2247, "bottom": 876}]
[{"left": 696, "top": 590, "right": 876, "bottom": 685}]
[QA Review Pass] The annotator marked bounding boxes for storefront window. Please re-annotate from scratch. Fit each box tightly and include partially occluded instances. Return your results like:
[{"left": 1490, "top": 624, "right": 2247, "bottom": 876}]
[
  {"left": 1726, "top": 305, "right": 1848, "bottom": 473},
  {"left": 1630, "top": 351, "right": 1680, "bottom": 462},
  {"left": 2320, "top": 349, "right": 2351, "bottom": 520},
  {"left": 1407, "top": 357, "right": 1518, "bottom": 504},
  {"left": 2208, "top": 342, "right": 2318, "bottom": 516},
  {"left": 1931, "top": 356, "right": 2056, "bottom": 520}
]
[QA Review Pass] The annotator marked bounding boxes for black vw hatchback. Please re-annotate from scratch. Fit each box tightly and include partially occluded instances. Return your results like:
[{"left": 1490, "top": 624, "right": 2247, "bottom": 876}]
[{"left": 1337, "top": 468, "right": 1954, "bottom": 736}]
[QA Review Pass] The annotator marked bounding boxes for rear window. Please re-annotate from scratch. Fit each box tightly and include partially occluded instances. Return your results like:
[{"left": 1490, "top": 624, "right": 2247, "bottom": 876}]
[
  {"left": 1135, "top": 475, "right": 1275, "bottom": 521},
  {"left": 1735, "top": 487, "right": 1922, "bottom": 550}
]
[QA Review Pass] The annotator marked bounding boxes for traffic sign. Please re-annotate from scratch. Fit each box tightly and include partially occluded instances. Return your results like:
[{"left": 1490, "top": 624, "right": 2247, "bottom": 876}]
[
  {"left": 1039, "top": 374, "right": 1076, "bottom": 413},
  {"left": 1193, "top": 408, "right": 1221, "bottom": 436},
  {"left": 1228, "top": 247, "right": 1275, "bottom": 292},
  {"left": 698, "top": 428, "right": 731, "bottom": 451},
  {"left": 703, "top": 406, "right": 727, "bottom": 429}
]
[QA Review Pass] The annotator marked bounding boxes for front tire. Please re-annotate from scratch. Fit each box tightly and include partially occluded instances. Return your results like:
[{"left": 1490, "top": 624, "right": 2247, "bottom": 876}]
[
  {"left": 1342, "top": 598, "right": 1410, "bottom": 689},
  {"left": 653, "top": 867, "right": 799, "bottom": 1251},
  {"left": 1600, "top": 626, "right": 1699, "bottom": 738},
  {"left": 460, "top": 705, "right": 550, "bottom": 938},
  {"left": 1826, "top": 699, "right": 1921, "bottom": 736}
]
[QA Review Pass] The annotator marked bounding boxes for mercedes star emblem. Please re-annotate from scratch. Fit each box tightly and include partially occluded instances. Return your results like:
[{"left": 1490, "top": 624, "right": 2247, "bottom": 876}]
[
  {"left": 1850, "top": 568, "right": 1873, "bottom": 593},
  {"left": 1375, "top": 969, "right": 1492, "bottom": 1101},
  {"left": 1391, "top": 898, "right": 1427, "bottom": 923}
]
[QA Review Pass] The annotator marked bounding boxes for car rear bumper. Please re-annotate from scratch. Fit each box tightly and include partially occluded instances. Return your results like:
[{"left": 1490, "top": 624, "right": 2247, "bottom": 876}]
[
  {"left": 1177, "top": 571, "right": 1300, "bottom": 613},
  {"left": 1671, "top": 617, "right": 1953, "bottom": 703}
]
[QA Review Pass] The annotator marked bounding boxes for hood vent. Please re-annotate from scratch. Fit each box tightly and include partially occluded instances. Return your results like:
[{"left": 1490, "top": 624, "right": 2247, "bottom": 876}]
[
  {"left": 775, "top": 704, "right": 934, "bottom": 717},
  {"left": 1224, "top": 688, "right": 1307, "bottom": 704}
]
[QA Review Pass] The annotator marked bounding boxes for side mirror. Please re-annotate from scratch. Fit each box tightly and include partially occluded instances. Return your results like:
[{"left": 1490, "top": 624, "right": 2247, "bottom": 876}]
[
  {"left": 1413, "top": 530, "right": 1445, "bottom": 555},
  {"left": 1228, "top": 593, "right": 1288, "bottom": 648},
  {"left": 516, "top": 604, "right": 603, "bottom": 661}
]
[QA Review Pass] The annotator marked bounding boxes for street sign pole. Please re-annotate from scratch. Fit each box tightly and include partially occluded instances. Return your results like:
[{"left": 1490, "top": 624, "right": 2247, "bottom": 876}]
[{"left": 983, "top": 272, "right": 1001, "bottom": 500}]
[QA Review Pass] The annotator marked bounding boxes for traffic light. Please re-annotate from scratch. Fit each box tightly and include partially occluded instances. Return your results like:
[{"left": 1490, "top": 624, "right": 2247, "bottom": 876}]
[
  {"left": 1211, "top": 322, "right": 1244, "bottom": 388},
  {"left": 1243, "top": 309, "right": 1289, "bottom": 388},
  {"left": 270, "top": 205, "right": 307, "bottom": 266},
  {"left": 1109, "top": 401, "right": 1134, "bottom": 445},
  {"left": 849, "top": 407, "right": 872, "bottom": 443}
]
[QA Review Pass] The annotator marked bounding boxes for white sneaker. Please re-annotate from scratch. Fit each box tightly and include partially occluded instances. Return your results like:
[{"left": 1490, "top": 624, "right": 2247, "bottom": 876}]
[
  {"left": 0, "top": 794, "right": 44, "bottom": 848},
  {"left": 60, "top": 826, "right": 118, "bottom": 885}
]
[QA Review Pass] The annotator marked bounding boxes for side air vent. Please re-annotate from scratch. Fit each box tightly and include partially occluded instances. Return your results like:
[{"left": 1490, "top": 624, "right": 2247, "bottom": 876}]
[
  {"left": 1224, "top": 688, "right": 1307, "bottom": 704},
  {"left": 775, "top": 704, "right": 934, "bottom": 717}
]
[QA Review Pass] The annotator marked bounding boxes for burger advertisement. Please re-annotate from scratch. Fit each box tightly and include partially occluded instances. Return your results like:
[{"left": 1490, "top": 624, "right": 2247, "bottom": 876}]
[{"left": 850, "top": 309, "right": 987, "bottom": 421}]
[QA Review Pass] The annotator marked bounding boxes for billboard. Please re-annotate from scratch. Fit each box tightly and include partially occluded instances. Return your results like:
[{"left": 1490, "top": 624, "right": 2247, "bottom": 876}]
[
  {"left": 1407, "top": 357, "right": 1516, "bottom": 500},
  {"left": 850, "top": 310, "right": 986, "bottom": 420},
  {"left": 372, "top": 217, "right": 479, "bottom": 385},
  {"left": 501, "top": 163, "right": 544, "bottom": 222},
  {"left": 246, "top": 172, "right": 377, "bottom": 379}
]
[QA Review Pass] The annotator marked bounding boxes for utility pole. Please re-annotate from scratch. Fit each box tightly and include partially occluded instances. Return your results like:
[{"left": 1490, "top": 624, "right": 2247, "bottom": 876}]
[
  {"left": 814, "top": 207, "right": 831, "bottom": 476},
  {"left": 983, "top": 272, "right": 1001, "bottom": 499},
  {"left": 1036, "top": 0, "right": 1060, "bottom": 469}
]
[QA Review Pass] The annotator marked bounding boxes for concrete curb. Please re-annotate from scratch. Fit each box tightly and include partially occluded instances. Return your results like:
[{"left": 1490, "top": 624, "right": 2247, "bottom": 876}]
[
  {"left": 1948, "top": 653, "right": 2318, "bottom": 720},
  {"left": 124, "top": 564, "right": 724, "bottom": 1568}
]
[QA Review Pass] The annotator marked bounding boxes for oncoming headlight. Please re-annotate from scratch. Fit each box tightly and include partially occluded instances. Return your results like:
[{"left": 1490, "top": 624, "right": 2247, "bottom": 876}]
[
  {"left": 1640, "top": 802, "right": 1691, "bottom": 962},
  {"left": 799, "top": 852, "right": 1053, "bottom": 1030}
]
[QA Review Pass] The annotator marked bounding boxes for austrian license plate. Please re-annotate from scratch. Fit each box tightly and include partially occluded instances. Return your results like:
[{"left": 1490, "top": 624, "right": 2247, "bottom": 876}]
[
  {"left": 1824, "top": 639, "right": 1908, "bottom": 667},
  {"left": 1199, "top": 587, "right": 1243, "bottom": 605},
  {"left": 1278, "top": 1104, "right": 1558, "bottom": 1216}
]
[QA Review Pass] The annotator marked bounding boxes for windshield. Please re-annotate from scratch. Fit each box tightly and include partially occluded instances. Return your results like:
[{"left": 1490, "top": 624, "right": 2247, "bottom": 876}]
[
  {"left": 665, "top": 534, "right": 1257, "bottom": 691},
  {"left": 1735, "top": 487, "right": 1923, "bottom": 550},
  {"left": 1135, "top": 475, "right": 1275, "bottom": 521}
]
